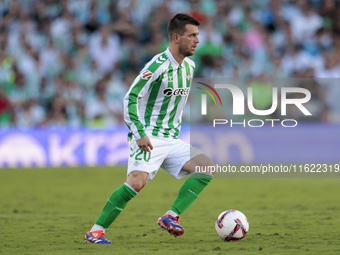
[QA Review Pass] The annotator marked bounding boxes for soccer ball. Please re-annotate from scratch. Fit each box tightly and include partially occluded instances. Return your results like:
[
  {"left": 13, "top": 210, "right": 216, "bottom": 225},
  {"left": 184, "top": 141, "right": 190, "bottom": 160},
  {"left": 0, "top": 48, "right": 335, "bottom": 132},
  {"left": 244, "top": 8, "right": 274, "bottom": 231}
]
[{"left": 215, "top": 209, "right": 249, "bottom": 241}]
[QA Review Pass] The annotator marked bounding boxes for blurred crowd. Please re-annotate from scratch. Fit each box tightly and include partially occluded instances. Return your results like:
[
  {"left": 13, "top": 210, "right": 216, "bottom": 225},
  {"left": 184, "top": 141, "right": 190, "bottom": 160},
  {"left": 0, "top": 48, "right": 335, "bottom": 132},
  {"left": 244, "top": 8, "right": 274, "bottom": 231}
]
[{"left": 0, "top": 0, "right": 340, "bottom": 128}]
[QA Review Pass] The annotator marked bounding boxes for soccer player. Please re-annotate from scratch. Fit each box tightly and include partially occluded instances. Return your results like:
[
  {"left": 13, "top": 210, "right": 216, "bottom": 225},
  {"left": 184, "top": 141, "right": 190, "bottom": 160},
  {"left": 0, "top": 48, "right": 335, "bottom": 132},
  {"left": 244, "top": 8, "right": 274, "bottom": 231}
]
[{"left": 84, "top": 13, "right": 215, "bottom": 244}]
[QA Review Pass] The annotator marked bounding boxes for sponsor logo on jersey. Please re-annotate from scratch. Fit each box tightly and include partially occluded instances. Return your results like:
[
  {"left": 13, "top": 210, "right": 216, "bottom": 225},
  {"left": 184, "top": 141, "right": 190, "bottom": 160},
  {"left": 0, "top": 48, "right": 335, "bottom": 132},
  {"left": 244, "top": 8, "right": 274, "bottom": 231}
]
[
  {"left": 141, "top": 70, "right": 153, "bottom": 80},
  {"left": 163, "top": 87, "right": 190, "bottom": 97}
]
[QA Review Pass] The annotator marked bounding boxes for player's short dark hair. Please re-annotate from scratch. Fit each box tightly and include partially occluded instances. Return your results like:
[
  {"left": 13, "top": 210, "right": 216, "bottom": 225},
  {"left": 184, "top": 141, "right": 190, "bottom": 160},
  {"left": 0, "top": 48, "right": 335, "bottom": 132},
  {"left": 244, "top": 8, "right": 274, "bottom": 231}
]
[{"left": 167, "top": 13, "right": 200, "bottom": 41}]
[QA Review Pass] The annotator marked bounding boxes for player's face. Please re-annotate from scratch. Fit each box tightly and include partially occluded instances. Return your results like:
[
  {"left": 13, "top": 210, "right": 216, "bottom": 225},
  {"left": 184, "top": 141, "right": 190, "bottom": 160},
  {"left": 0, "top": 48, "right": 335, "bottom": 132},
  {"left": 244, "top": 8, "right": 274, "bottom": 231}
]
[{"left": 178, "top": 24, "right": 200, "bottom": 57}]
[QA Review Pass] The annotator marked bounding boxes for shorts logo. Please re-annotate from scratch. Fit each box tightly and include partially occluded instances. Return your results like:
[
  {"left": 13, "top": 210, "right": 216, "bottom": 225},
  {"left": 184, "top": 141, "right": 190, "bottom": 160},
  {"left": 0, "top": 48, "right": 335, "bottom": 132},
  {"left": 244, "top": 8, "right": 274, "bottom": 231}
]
[
  {"left": 141, "top": 70, "right": 153, "bottom": 80},
  {"left": 163, "top": 88, "right": 189, "bottom": 97},
  {"left": 130, "top": 151, "right": 136, "bottom": 158}
]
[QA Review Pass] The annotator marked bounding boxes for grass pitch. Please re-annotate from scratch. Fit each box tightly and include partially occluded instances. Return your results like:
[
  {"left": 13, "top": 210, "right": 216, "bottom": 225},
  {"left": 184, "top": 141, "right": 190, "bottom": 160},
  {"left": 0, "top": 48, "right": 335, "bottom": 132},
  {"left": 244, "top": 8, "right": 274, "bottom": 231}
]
[{"left": 1, "top": 166, "right": 340, "bottom": 255}]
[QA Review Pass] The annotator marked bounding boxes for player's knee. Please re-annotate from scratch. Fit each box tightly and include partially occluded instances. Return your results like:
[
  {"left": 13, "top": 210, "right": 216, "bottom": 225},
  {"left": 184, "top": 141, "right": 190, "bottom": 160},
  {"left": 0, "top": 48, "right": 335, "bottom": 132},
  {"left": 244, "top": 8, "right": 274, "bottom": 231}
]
[
  {"left": 193, "top": 155, "right": 216, "bottom": 175},
  {"left": 193, "top": 164, "right": 216, "bottom": 176},
  {"left": 208, "top": 165, "right": 216, "bottom": 176},
  {"left": 202, "top": 163, "right": 216, "bottom": 176},
  {"left": 126, "top": 171, "right": 148, "bottom": 193},
  {"left": 130, "top": 181, "right": 145, "bottom": 193}
]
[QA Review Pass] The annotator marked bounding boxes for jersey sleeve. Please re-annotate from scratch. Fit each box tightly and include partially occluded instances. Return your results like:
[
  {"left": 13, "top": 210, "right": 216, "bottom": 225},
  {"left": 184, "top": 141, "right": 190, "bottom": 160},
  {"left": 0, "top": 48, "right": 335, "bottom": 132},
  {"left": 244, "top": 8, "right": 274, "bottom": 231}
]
[{"left": 123, "top": 68, "right": 160, "bottom": 140}]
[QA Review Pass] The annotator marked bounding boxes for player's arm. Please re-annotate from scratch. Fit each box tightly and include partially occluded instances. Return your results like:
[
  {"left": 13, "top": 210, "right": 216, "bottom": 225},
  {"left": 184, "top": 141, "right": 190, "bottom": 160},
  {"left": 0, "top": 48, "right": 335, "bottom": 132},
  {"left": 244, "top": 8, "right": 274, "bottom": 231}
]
[{"left": 123, "top": 69, "right": 159, "bottom": 142}]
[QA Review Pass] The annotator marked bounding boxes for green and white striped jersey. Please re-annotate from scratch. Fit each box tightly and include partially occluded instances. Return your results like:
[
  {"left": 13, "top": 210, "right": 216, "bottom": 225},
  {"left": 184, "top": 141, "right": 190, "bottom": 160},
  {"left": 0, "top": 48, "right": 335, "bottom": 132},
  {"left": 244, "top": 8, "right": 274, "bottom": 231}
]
[{"left": 124, "top": 48, "right": 195, "bottom": 140}]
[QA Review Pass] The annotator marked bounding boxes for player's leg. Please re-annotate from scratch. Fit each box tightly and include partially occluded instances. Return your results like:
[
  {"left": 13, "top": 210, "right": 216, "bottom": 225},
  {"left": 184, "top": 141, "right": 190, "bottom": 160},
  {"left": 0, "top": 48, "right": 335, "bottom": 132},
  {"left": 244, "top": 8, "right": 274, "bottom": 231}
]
[
  {"left": 157, "top": 141, "right": 215, "bottom": 237},
  {"left": 85, "top": 135, "right": 165, "bottom": 243},
  {"left": 93, "top": 171, "right": 148, "bottom": 229},
  {"left": 84, "top": 171, "right": 148, "bottom": 244},
  {"left": 167, "top": 154, "right": 214, "bottom": 215}
]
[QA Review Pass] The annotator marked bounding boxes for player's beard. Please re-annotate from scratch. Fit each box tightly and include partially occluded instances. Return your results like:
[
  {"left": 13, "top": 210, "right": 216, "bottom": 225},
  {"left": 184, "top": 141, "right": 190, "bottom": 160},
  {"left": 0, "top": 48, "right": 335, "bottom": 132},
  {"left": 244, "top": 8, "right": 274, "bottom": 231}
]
[{"left": 179, "top": 42, "right": 193, "bottom": 57}]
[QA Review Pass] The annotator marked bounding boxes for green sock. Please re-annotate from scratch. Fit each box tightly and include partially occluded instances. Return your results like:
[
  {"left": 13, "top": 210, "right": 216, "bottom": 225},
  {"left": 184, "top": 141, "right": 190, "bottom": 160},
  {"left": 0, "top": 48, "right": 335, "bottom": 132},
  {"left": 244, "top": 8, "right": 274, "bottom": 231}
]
[
  {"left": 169, "top": 172, "right": 213, "bottom": 215},
  {"left": 95, "top": 183, "right": 137, "bottom": 228}
]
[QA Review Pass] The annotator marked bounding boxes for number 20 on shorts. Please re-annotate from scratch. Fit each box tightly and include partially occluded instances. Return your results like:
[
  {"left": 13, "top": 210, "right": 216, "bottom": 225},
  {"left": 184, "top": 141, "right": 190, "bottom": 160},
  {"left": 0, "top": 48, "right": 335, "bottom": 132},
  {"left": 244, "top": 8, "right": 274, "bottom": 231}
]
[{"left": 134, "top": 148, "right": 151, "bottom": 162}]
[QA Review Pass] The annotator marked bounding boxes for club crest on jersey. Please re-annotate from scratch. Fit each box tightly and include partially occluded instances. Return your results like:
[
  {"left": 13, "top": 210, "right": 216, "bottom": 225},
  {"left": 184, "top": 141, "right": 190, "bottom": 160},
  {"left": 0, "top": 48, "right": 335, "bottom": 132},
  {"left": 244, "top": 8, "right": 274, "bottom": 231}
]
[
  {"left": 163, "top": 87, "right": 189, "bottom": 96},
  {"left": 141, "top": 70, "right": 153, "bottom": 80}
]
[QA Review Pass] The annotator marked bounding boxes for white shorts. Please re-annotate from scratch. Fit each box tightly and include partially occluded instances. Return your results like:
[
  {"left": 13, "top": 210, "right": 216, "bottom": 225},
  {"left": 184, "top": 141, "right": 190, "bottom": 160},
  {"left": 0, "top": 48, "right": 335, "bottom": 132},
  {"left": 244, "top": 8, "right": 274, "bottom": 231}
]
[{"left": 127, "top": 136, "right": 203, "bottom": 183}]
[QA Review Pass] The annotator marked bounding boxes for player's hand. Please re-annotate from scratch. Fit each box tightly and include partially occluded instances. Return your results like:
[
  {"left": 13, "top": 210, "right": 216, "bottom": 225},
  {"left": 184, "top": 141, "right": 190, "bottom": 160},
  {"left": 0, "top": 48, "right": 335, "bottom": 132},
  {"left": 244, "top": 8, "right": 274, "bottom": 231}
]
[{"left": 136, "top": 135, "right": 153, "bottom": 152}]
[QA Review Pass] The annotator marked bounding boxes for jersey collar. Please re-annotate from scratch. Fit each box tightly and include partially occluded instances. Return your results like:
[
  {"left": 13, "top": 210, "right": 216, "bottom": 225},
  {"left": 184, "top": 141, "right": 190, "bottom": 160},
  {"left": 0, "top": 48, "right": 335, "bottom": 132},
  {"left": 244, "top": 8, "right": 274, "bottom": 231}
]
[{"left": 165, "top": 48, "right": 182, "bottom": 69}]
